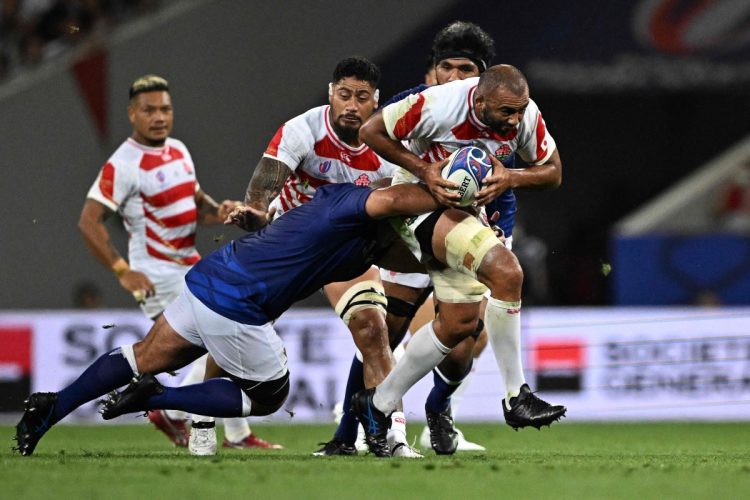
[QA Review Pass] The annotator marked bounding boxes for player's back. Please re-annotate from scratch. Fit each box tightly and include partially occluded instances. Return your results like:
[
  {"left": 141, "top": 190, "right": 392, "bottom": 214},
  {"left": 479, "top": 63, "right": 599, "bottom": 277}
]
[{"left": 186, "top": 184, "right": 391, "bottom": 325}]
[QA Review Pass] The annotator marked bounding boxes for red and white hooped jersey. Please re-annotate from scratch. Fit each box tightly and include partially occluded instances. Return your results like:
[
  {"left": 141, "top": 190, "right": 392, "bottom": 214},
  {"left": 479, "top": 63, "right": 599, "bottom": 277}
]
[
  {"left": 264, "top": 105, "right": 397, "bottom": 217},
  {"left": 86, "top": 137, "right": 201, "bottom": 276},
  {"left": 382, "top": 77, "right": 556, "bottom": 177}
]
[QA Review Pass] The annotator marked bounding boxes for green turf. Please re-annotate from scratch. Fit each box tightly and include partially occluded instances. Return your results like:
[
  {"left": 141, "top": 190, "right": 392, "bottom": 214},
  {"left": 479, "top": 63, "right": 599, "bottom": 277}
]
[{"left": 2, "top": 422, "right": 749, "bottom": 499}]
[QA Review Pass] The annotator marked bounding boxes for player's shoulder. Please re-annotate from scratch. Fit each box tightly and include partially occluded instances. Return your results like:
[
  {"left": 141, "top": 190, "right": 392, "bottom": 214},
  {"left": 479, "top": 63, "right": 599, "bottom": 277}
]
[
  {"left": 166, "top": 137, "right": 190, "bottom": 152},
  {"left": 422, "top": 77, "right": 476, "bottom": 112},
  {"left": 288, "top": 105, "right": 326, "bottom": 128},
  {"left": 108, "top": 138, "right": 145, "bottom": 168},
  {"left": 279, "top": 105, "right": 326, "bottom": 141}
]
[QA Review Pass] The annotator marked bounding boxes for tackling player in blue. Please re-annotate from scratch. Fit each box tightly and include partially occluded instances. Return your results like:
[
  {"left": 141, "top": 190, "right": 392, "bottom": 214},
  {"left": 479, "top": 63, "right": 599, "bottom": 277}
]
[{"left": 13, "top": 182, "right": 439, "bottom": 457}]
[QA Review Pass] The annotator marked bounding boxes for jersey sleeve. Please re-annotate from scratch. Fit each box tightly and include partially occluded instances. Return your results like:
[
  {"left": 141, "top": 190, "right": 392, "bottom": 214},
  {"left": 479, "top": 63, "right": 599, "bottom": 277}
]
[
  {"left": 262, "top": 115, "right": 314, "bottom": 172},
  {"left": 381, "top": 89, "right": 439, "bottom": 142},
  {"left": 86, "top": 160, "right": 137, "bottom": 212},
  {"left": 326, "top": 184, "right": 372, "bottom": 227},
  {"left": 514, "top": 99, "right": 556, "bottom": 165}
]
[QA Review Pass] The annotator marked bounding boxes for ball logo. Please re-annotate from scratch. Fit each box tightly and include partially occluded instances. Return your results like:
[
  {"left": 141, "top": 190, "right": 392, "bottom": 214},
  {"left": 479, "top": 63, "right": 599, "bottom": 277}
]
[
  {"left": 634, "top": 0, "right": 750, "bottom": 54},
  {"left": 156, "top": 171, "right": 166, "bottom": 183},
  {"left": 319, "top": 161, "right": 332, "bottom": 174}
]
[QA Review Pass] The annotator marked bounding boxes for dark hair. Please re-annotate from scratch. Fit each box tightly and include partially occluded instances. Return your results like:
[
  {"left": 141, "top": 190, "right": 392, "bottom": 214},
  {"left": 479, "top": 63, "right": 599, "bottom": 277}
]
[
  {"left": 129, "top": 74, "right": 169, "bottom": 99},
  {"left": 432, "top": 21, "right": 496, "bottom": 71},
  {"left": 332, "top": 56, "right": 381, "bottom": 87}
]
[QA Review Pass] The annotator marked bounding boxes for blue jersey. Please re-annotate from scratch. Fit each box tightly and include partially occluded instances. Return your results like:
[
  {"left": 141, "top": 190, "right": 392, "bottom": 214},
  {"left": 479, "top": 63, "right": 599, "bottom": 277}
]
[
  {"left": 384, "top": 84, "right": 518, "bottom": 237},
  {"left": 186, "top": 184, "right": 391, "bottom": 325}
]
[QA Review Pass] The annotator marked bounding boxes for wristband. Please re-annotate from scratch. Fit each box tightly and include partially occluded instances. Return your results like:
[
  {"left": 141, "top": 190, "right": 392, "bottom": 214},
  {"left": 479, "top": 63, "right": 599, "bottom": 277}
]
[{"left": 111, "top": 258, "right": 130, "bottom": 278}]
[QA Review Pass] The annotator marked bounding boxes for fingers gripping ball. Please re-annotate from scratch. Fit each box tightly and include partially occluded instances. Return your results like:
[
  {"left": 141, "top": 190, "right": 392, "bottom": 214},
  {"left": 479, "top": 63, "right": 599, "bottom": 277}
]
[{"left": 441, "top": 146, "right": 492, "bottom": 206}]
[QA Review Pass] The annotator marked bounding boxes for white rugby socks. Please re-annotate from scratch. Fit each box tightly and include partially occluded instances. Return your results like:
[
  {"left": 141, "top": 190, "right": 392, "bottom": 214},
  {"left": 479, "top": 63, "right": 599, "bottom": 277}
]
[
  {"left": 484, "top": 296, "right": 525, "bottom": 401},
  {"left": 373, "top": 321, "right": 451, "bottom": 413},
  {"left": 223, "top": 416, "right": 251, "bottom": 443}
]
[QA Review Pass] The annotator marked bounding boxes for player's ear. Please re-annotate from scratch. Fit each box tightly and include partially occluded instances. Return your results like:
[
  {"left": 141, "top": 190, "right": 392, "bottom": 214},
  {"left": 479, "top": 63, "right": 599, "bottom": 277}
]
[
  {"left": 127, "top": 103, "right": 136, "bottom": 125},
  {"left": 328, "top": 82, "right": 334, "bottom": 105}
]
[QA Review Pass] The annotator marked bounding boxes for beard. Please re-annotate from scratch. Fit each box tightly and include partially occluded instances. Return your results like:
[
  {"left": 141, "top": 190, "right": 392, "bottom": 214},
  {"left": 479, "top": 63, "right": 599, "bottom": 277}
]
[
  {"left": 331, "top": 118, "right": 360, "bottom": 144},
  {"left": 480, "top": 108, "right": 513, "bottom": 136}
]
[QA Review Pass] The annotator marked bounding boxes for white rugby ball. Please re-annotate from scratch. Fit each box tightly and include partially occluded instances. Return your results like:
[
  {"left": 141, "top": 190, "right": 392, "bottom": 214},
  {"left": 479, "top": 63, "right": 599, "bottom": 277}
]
[{"left": 441, "top": 146, "right": 492, "bottom": 206}]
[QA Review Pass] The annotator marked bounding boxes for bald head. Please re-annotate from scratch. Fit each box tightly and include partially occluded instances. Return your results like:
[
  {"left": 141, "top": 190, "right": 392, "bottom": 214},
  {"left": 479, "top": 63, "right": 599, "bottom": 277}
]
[{"left": 476, "top": 64, "right": 528, "bottom": 97}]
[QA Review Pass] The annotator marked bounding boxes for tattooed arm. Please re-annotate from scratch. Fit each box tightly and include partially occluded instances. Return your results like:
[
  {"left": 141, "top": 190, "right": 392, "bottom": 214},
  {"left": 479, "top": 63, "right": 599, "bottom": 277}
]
[
  {"left": 230, "top": 156, "right": 292, "bottom": 232},
  {"left": 244, "top": 156, "right": 292, "bottom": 209}
]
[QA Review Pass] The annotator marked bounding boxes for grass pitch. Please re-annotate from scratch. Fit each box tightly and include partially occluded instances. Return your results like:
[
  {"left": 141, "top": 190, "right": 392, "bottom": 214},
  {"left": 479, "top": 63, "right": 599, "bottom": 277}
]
[{"left": 2, "top": 422, "right": 749, "bottom": 499}]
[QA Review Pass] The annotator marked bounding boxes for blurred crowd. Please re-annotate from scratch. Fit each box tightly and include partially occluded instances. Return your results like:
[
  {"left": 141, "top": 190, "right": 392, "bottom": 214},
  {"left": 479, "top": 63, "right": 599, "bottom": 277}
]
[{"left": 0, "top": 0, "right": 162, "bottom": 81}]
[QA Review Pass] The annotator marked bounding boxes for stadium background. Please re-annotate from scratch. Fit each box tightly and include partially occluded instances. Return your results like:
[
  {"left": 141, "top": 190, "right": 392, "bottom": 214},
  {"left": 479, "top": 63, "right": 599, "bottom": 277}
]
[{"left": 1, "top": 0, "right": 749, "bottom": 423}]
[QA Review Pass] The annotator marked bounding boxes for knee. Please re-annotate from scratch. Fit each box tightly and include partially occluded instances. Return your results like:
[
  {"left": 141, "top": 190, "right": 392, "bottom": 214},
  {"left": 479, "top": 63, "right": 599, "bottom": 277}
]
[
  {"left": 250, "top": 395, "right": 287, "bottom": 416},
  {"left": 240, "top": 372, "right": 290, "bottom": 417},
  {"left": 481, "top": 248, "right": 524, "bottom": 295},
  {"left": 436, "top": 314, "right": 479, "bottom": 342}
]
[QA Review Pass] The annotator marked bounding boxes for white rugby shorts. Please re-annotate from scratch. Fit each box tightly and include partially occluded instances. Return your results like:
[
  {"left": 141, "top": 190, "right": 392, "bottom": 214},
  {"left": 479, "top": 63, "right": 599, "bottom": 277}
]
[{"left": 164, "top": 285, "right": 288, "bottom": 382}]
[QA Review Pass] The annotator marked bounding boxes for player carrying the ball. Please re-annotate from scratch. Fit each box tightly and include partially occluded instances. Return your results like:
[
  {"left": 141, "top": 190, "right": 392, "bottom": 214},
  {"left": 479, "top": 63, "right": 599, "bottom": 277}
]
[{"left": 352, "top": 64, "right": 567, "bottom": 455}]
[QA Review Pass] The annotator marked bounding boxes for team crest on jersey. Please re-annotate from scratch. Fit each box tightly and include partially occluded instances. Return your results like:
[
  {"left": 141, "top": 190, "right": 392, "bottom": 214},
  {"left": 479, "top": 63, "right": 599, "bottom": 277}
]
[
  {"left": 354, "top": 174, "right": 370, "bottom": 187},
  {"left": 319, "top": 161, "right": 332, "bottom": 173},
  {"left": 494, "top": 144, "right": 512, "bottom": 162}
]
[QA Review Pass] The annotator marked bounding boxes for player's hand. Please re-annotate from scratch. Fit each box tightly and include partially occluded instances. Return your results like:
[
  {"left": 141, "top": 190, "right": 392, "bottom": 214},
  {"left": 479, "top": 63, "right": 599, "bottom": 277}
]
[
  {"left": 118, "top": 271, "right": 155, "bottom": 304},
  {"left": 423, "top": 158, "right": 462, "bottom": 207},
  {"left": 475, "top": 155, "right": 512, "bottom": 206},
  {"left": 224, "top": 204, "right": 270, "bottom": 232},
  {"left": 486, "top": 210, "right": 506, "bottom": 243},
  {"left": 218, "top": 200, "right": 242, "bottom": 221}
]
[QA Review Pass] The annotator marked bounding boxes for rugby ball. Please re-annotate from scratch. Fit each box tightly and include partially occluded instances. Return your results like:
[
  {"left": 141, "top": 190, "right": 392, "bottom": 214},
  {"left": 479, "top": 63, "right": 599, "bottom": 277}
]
[{"left": 441, "top": 146, "right": 492, "bottom": 206}]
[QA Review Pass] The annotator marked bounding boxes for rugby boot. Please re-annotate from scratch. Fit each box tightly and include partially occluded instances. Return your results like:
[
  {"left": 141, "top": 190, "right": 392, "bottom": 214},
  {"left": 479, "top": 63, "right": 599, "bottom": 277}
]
[
  {"left": 13, "top": 392, "right": 58, "bottom": 456},
  {"left": 351, "top": 388, "right": 391, "bottom": 458},
  {"left": 312, "top": 438, "right": 357, "bottom": 456},
  {"left": 147, "top": 409, "right": 189, "bottom": 447},
  {"left": 101, "top": 373, "right": 163, "bottom": 420},
  {"left": 425, "top": 405, "right": 458, "bottom": 455},
  {"left": 223, "top": 433, "right": 283, "bottom": 449},
  {"left": 502, "top": 384, "right": 567, "bottom": 430}
]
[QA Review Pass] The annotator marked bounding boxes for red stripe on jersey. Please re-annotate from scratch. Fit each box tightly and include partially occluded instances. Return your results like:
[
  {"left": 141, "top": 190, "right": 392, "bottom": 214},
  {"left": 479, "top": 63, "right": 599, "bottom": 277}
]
[
  {"left": 534, "top": 113, "right": 549, "bottom": 163},
  {"left": 452, "top": 119, "right": 483, "bottom": 141},
  {"left": 392, "top": 93, "right": 425, "bottom": 140},
  {"left": 144, "top": 207, "right": 197, "bottom": 228},
  {"left": 265, "top": 125, "right": 285, "bottom": 157},
  {"left": 146, "top": 243, "right": 200, "bottom": 265},
  {"left": 139, "top": 147, "right": 185, "bottom": 171},
  {"left": 312, "top": 136, "right": 382, "bottom": 171},
  {"left": 141, "top": 181, "right": 196, "bottom": 207},
  {"left": 279, "top": 184, "right": 293, "bottom": 212},
  {"left": 98, "top": 162, "right": 116, "bottom": 204},
  {"left": 145, "top": 226, "right": 196, "bottom": 250}
]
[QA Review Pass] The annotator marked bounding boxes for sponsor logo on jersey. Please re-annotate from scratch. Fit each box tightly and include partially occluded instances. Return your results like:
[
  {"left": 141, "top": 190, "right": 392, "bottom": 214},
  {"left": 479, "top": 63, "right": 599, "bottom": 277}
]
[
  {"left": 340, "top": 152, "right": 351, "bottom": 164},
  {"left": 494, "top": 144, "right": 512, "bottom": 162},
  {"left": 319, "top": 161, "right": 332, "bottom": 174},
  {"left": 354, "top": 174, "right": 370, "bottom": 187}
]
